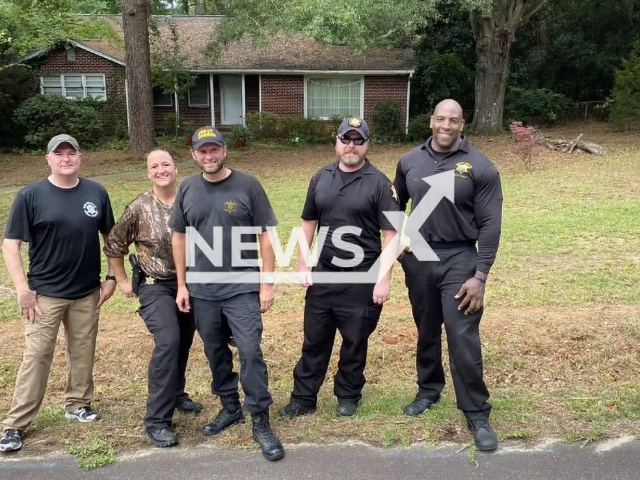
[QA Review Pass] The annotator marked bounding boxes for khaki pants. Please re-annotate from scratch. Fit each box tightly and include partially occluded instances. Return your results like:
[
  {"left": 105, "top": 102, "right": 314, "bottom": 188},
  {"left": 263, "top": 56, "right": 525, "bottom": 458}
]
[{"left": 2, "top": 289, "right": 100, "bottom": 431}]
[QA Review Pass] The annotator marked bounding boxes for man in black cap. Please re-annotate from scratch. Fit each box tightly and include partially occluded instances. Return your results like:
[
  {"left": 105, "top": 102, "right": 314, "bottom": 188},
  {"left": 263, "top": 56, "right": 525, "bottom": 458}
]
[
  {"left": 1, "top": 134, "right": 115, "bottom": 453},
  {"left": 279, "top": 117, "right": 399, "bottom": 418},
  {"left": 170, "top": 126, "right": 285, "bottom": 461},
  {"left": 394, "top": 99, "right": 503, "bottom": 451}
]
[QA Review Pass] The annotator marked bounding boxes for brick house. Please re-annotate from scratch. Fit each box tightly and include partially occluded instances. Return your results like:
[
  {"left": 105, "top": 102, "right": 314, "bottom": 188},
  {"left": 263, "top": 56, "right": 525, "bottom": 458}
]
[{"left": 23, "top": 15, "right": 415, "bottom": 134}]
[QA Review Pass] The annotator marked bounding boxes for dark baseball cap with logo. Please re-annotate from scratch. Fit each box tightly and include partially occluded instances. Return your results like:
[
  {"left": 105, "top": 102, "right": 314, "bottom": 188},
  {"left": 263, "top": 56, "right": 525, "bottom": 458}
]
[
  {"left": 337, "top": 117, "right": 370, "bottom": 140},
  {"left": 192, "top": 126, "right": 225, "bottom": 149},
  {"left": 47, "top": 134, "right": 80, "bottom": 153}
]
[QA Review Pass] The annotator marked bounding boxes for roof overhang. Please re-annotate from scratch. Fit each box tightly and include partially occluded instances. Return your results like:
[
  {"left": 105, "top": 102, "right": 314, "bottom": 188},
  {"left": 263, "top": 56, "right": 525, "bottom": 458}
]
[
  {"left": 188, "top": 69, "right": 414, "bottom": 76},
  {"left": 21, "top": 39, "right": 125, "bottom": 66}
]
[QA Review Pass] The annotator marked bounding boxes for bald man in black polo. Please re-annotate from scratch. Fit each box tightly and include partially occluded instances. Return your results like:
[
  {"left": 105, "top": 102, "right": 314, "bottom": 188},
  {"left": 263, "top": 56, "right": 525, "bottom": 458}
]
[{"left": 394, "top": 99, "right": 503, "bottom": 451}]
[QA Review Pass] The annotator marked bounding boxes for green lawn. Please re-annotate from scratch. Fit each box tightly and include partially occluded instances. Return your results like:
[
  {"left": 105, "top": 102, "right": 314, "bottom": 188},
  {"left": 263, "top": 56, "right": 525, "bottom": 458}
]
[{"left": 0, "top": 127, "right": 638, "bottom": 464}]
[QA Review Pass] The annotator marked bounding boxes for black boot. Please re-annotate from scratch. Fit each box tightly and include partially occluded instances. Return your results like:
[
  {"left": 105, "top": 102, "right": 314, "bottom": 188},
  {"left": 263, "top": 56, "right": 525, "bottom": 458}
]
[
  {"left": 251, "top": 411, "right": 285, "bottom": 461},
  {"left": 203, "top": 400, "right": 244, "bottom": 436},
  {"left": 467, "top": 417, "right": 498, "bottom": 451}
]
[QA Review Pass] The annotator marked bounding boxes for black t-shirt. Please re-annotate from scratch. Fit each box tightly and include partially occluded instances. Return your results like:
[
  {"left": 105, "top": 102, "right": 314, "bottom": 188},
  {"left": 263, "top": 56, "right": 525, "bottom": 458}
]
[
  {"left": 301, "top": 160, "right": 399, "bottom": 268},
  {"left": 169, "top": 171, "right": 278, "bottom": 301},
  {"left": 4, "top": 178, "right": 115, "bottom": 299}
]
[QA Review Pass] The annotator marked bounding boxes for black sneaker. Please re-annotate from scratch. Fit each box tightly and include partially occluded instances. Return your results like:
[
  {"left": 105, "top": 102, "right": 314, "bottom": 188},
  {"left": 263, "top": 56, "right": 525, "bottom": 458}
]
[
  {"left": 147, "top": 428, "right": 178, "bottom": 448},
  {"left": 65, "top": 406, "right": 100, "bottom": 422},
  {"left": 467, "top": 417, "right": 498, "bottom": 451},
  {"left": 176, "top": 399, "right": 203, "bottom": 414},
  {"left": 0, "top": 429, "right": 24, "bottom": 453},
  {"left": 278, "top": 401, "right": 316, "bottom": 418},
  {"left": 403, "top": 397, "right": 439, "bottom": 416},
  {"left": 252, "top": 411, "right": 285, "bottom": 461},
  {"left": 203, "top": 405, "right": 244, "bottom": 436}
]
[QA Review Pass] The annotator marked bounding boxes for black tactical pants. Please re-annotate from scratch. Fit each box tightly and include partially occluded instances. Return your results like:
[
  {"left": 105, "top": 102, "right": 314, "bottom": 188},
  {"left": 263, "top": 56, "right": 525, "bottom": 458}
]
[{"left": 401, "top": 246, "right": 491, "bottom": 419}]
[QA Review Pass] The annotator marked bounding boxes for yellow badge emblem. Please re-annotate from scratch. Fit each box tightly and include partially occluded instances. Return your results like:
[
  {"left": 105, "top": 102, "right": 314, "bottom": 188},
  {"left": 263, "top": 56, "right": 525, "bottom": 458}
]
[
  {"left": 224, "top": 200, "right": 237, "bottom": 214},
  {"left": 454, "top": 162, "right": 473, "bottom": 177},
  {"left": 348, "top": 117, "right": 362, "bottom": 127}
]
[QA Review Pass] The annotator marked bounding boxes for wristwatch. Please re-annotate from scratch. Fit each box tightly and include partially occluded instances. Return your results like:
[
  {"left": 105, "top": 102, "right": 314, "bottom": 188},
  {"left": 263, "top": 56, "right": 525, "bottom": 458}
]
[
  {"left": 104, "top": 275, "right": 117, "bottom": 282},
  {"left": 262, "top": 275, "right": 275, "bottom": 285}
]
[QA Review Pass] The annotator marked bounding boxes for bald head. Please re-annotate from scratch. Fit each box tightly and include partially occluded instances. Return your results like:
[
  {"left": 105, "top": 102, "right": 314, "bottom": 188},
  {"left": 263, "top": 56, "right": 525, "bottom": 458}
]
[
  {"left": 433, "top": 99, "right": 463, "bottom": 118},
  {"left": 430, "top": 99, "right": 465, "bottom": 152}
]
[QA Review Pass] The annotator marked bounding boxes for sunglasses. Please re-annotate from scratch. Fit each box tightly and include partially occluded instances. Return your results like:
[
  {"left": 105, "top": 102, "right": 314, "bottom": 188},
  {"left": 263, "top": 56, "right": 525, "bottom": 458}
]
[{"left": 338, "top": 135, "right": 367, "bottom": 146}]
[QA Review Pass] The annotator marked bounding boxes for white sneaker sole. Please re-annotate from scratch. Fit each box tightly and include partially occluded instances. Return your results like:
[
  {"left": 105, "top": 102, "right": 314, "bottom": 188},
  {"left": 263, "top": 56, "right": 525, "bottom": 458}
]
[
  {"left": 0, "top": 442, "right": 22, "bottom": 452},
  {"left": 64, "top": 412, "right": 100, "bottom": 423}
]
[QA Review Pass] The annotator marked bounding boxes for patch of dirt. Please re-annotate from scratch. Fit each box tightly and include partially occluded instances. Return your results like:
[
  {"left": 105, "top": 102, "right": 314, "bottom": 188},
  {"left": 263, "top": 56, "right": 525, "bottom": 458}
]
[{"left": 0, "top": 303, "right": 638, "bottom": 456}]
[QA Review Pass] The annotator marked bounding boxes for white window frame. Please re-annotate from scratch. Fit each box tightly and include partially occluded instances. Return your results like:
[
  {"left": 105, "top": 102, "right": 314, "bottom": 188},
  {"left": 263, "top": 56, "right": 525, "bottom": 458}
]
[
  {"left": 303, "top": 75, "right": 364, "bottom": 120},
  {"left": 153, "top": 86, "right": 173, "bottom": 107},
  {"left": 40, "top": 74, "right": 107, "bottom": 101},
  {"left": 188, "top": 75, "right": 210, "bottom": 107}
]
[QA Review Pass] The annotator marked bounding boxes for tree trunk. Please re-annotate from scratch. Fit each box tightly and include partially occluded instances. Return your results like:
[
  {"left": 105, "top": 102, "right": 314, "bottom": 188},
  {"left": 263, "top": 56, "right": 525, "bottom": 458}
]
[
  {"left": 471, "top": 15, "right": 513, "bottom": 134},
  {"left": 470, "top": 1, "right": 548, "bottom": 135},
  {"left": 122, "top": 0, "right": 154, "bottom": 152}
]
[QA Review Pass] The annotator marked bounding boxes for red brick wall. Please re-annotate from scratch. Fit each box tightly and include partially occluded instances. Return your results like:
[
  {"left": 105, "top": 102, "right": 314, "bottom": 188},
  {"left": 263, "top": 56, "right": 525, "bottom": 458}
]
[
  {"left": 364, "top": 76, "right": 409, "bottom": 133},
  {"left": 261, "top": 75, "right": 304, "bottom": 116},
  {"left": 37, "top": 46, "right": 127, "bottom": 126}
]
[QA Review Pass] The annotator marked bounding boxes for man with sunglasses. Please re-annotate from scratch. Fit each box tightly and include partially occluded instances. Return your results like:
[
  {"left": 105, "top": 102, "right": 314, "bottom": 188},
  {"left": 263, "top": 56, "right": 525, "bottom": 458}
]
[
  {"left": 394, "top": 99, "right": 503, "bottom": 451},
  {"left": 279, "top": 117, "right": 399, "bottom": 418}
]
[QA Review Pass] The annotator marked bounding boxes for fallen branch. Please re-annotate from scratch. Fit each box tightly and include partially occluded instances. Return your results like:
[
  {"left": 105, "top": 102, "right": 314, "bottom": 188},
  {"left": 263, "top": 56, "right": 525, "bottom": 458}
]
[{"left": 541, "top": 133, "right": 606, "bottom": 155}]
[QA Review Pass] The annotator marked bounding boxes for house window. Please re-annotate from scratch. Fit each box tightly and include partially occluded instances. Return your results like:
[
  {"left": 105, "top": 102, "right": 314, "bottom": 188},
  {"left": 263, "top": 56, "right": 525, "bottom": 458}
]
[
  {"left": 40, "top": 74, "right": 106, "bottom": 100},
  {"left": 188, "top": 75, "right": 210, "bottom": 107},
  {"left": 306, "top": 77, "right": 362, "bottom": 119},
  {"left": 153, "top": 86, "right": 173, "bottom": 107}
]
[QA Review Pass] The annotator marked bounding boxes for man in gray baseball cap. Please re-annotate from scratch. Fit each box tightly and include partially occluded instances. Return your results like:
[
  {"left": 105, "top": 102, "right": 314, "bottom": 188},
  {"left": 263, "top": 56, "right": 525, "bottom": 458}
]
[{"left": 1, "top": 133, "right": 116, "bottom": 453}]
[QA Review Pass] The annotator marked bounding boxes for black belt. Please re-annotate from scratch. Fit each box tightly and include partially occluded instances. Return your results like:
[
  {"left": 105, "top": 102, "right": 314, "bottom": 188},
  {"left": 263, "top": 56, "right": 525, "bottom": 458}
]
[
  {"left": 428, "top": 240, "right": 475, "bottom": 249},
  {"left": 317, "top": 261, "right": 375, "bottom": 272}
]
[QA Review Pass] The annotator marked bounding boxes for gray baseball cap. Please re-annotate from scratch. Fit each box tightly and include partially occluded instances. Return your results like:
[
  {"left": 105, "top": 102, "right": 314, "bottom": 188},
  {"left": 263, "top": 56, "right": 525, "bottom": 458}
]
[
  {"left": 337, "top": 117, "right": 370, "bottom": 140},
  {"left": 47, "top": 134, "right": 80, "bottom": 154}
]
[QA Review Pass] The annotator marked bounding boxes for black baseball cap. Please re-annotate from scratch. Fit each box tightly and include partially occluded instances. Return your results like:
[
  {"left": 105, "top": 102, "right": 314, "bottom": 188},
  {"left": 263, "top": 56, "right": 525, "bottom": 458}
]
[
  {"left": 192, "top": 126, "right": 225, "bottom": 149},
  {"left": 337, "top": 117, "right": 370, "bottom": 140}
]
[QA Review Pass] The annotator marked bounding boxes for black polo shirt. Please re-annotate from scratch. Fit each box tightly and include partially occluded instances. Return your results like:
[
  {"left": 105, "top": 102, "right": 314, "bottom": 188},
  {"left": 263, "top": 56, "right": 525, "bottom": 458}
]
[
  {"left": 393, "top": 136, "right": 503, "bottom": 273},
  {"left": 302, "top": 159, "right": 399, "bottom": 269}
]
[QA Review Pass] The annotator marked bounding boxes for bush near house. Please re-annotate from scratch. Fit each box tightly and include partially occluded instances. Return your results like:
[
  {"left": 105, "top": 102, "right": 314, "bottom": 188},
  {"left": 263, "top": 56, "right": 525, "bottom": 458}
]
[
  {"left": 372, "top": 99, "right": 402, "bottom": 138},
  {"left": 407, "top": 114, "right": 432, "bottom": 142},
  {"left": 13, "top": 95, "right": 107, "bottom": 148}
]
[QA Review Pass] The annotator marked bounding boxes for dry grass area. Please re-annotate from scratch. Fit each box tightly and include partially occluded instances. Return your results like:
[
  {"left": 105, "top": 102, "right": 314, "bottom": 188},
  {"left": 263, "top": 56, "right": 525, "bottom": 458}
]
[{"left": 0, "top": 122, "right": 638, "bottom": 459}]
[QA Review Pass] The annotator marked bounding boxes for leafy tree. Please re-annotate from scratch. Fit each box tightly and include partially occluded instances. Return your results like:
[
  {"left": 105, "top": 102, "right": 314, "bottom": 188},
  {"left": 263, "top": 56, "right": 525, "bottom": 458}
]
[
  {"left": 609, "top": 40, "right": 640, "bottom": 131},
  {"left": 209, "top": 0, "right": 547, "bottom": 134}
]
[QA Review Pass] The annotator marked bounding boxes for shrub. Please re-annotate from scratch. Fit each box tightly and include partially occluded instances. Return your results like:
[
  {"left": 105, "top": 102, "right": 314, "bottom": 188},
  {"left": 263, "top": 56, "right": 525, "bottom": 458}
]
[
  {"left": 504, "top": 87, "right": 568, "bottom": 126},
  {"left": 246, "top": 111, "right": 279, "bottom": 140},
  {"left": 227, "top": 124, "right": 252, "bottom": 148},
  {"left": 372, "top": 99, "right": 401, "bottom": 137},
  {"left": 0, "top": 65, "right": 39, "bottom": 147},
  {"left": 407, "top": 114, "right": 432, "bottom": 142},
  {"left": 279, "top": 115, "right": 332, "bottom": 143},
  {"left": 13, "top": 95, "right": 105, "bottom": 147},
  {"left": 608, "top": 40, "right": 640, "bottom": 131}
]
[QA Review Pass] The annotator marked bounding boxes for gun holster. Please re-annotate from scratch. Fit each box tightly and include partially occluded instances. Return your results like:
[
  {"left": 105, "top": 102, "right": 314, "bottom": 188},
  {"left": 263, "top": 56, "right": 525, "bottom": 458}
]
[{"left": 129, "top": 254, "right": 145, "bottom": 295}]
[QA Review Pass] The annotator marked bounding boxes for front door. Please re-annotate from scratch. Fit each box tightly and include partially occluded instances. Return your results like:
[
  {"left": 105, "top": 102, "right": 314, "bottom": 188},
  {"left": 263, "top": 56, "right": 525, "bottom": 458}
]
[{"left": 219, "top": 75, "right": 243, "bottom": 125}]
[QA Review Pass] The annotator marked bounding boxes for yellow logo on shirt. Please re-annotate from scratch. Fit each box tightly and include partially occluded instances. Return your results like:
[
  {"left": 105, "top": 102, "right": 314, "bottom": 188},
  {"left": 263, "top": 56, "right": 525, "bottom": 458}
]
[
  {"left": 454, "top": 162, "right": 473, "bottom": 177},
  {"left": 224, "top": 200, "right": 237, "bottom": 214}
]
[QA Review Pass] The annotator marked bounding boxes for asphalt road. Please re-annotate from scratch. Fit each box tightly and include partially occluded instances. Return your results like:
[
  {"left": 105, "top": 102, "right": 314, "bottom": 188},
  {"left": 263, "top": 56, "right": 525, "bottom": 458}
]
[{"left": 1, "top": 437, "right": 639, "bottom": 480}]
